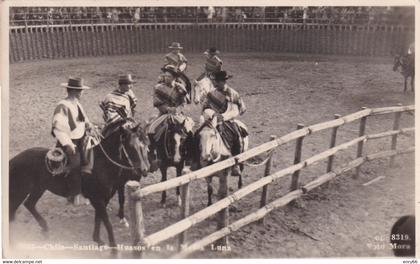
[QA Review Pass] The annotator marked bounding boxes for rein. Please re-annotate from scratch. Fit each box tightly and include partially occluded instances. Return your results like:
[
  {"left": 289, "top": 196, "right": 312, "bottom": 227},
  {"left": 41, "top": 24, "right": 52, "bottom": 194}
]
[
  {"left": 162, "top": 121, "right": 187, "bottom": 160},
  {"left": 198, "top": 119, "right": 223, "bottom": 163},
  {"left": 98, "top": 132, "right": 144, "bottom": 171}
]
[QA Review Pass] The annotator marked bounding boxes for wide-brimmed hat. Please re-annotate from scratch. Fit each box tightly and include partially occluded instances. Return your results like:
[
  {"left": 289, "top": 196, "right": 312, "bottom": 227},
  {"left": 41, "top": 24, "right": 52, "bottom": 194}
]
[
  {"left": 60, "top": 77, "right": 90, "bottom": 90},
  {"left": 213, "top": 71, "right": 232, "bottom": 82},
  {"left": 161, "top": 65, "right": 179, "bottom": 77},
  {"left": 168, "top": 42, "right": 183, "bottom": 49},
  {"left": 204, "top": 47, "right": 220, "bottom": 55},
  {"left": 118, "top": 74, "right": 136, "bottom": 85}
]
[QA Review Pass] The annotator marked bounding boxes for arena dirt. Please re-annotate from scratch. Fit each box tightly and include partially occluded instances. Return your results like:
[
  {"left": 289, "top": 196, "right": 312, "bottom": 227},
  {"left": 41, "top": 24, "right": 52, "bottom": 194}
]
[{"left": 7, "top": 53, "right": 415, "bottom": 258}]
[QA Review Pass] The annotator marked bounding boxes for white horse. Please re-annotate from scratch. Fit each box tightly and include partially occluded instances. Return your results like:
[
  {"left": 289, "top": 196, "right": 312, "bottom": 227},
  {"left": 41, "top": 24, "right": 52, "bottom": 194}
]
[
  {"left": 197, "top": 108, "right": 249, "bottom": 206},
  {"left": 193, "top": 76, "right": 215, "bottom": 105}
]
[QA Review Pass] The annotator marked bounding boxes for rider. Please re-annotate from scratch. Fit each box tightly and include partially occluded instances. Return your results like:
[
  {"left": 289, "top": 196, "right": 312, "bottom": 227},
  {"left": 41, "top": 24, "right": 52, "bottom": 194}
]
[
  {"left": 196, "top": 47, "right": 223, "bottom": 82},
  {"left": 100, "top": 74, "right": 138, "bottom": 126},
  {"left": 51, "top": 77, "right": 95, "bottom": 196},
  {"left": 148, "top": 65, "right": 192, "bottom": 170},
  {"left": 164, "top": 42, "right": 188, "bottom": 74},
  {"left": 202, "top": 70, "right": 247, "bottom": 176}
]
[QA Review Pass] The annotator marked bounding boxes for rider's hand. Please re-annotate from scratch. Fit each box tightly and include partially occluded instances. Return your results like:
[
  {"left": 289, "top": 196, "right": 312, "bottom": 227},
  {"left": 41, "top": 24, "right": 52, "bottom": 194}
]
[{"left": 63, "top": 144, "right": 76, "bottom": 156}]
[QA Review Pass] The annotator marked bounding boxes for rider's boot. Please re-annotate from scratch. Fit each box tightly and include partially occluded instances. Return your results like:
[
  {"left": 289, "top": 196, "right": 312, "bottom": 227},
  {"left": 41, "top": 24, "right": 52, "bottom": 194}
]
[{"left": 231, "top": 134, "right": 242, "bottom": 177}]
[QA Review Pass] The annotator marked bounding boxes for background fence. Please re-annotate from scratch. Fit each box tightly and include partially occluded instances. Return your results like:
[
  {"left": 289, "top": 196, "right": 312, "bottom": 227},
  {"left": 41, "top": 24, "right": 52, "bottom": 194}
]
[
  {"left": 9, "top": 23, "right": 414, "bottom": 63},
  {"left": 125, "top": 104, "right": 414, "bottom": 258}
]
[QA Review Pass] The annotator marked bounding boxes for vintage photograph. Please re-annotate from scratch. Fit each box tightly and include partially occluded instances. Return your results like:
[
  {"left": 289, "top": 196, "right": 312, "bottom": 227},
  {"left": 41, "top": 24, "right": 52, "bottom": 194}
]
[{"left": 4, "top": 3, "right": 416, "bottom": 260}]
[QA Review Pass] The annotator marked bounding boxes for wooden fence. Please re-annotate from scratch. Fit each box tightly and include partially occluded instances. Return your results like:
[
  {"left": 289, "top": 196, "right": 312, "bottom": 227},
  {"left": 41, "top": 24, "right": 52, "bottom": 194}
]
[
  {"left": 9, "top": 23, "right": 414, "bottom": 63},
  {"left": 125, "top": 104, "right": 415, "bottom": 258}
]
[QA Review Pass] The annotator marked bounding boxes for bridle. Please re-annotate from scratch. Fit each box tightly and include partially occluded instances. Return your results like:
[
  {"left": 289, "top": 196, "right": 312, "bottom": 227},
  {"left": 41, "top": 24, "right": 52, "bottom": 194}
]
[
  {"left": 198, "top": 119, "right": 223, "bottom": 163},
  {"left": 98, "top": 130, "right": 148, "bottom": 171},
  {"left": 162, "top": 120, "right": 187, "bottom": 160}
]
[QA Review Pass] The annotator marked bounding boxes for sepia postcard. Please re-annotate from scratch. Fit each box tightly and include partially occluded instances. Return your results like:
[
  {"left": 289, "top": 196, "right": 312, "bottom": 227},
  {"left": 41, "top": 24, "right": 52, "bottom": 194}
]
[{"left": 1, "top": 0, "right": 418, "bottom": 262}]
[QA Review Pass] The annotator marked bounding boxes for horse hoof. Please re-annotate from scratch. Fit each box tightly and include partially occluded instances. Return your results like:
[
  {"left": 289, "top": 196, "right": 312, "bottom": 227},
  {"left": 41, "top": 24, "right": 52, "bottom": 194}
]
[
  {"left": 95, "top": 240, "right": 105, "bottom": 246},
  {"left": 120, "top": 218, "right": 130, "bottom": 228}
]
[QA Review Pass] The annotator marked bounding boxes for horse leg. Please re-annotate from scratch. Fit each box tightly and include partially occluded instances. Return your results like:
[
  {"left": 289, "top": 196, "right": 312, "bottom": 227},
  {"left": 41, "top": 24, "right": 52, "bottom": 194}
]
[
  {"left": 92, "top": 199, "right": 117, "bottom": 248},
  {"left": 238, "top": 164, "right": 244, "bottom": 189},
  {"left": 101, "top": 205, "right": 118, "bottom": 249},
  {"left": 93, "top": 209, "right": 104, "bottom": 246},
  {"left": 23, "top": 189, "right": 48, "bottom": 233},
  {"left": 160, "top": 166, "right": 168, "bottom": 207},
  {"left": 176, "top": 164, "right": 184, "bottom": 207},
  {"left": 9, "top": 191, "right": 30, "bottom": 222},
  {"left": 206, "top": 176, "right": 213, "bottom": 206},
  {"left": 117, "top": 185, "right": 129, "bottom": 228}
]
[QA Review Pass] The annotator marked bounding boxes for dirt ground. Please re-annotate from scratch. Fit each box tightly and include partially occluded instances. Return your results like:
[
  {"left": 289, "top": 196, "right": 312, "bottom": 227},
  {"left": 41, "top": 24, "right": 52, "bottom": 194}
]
[{"left": 7, "top": 52, "right": 415, "bottom": 259}]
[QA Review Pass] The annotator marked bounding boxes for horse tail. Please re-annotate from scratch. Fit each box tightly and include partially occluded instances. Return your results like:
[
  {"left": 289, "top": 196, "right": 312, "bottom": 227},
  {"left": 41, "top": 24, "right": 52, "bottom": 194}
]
[
  {"left": 9, "top": 157, "right": 29, "bottom": 220},
  {"left": 9, "top": 148, "right": 46, "bottom": 220}
]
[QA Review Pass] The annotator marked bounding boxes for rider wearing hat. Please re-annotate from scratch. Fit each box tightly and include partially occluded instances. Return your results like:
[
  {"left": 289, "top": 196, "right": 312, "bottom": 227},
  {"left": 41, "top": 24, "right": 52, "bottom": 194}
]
[
  {"left": 202, "top": 70, "right": 247, "bottom": 176},
  {"left": 51, "top": 77, "right": 95, "bottom": 197},
  {"left": 100, "top": 74, "right": 138, "bottom": 126},
  {"left": 164, "top": 42, "right": 188, "bottom": 74},
  {"left": 196, "top": 47, "right": 223, "bottom": 82},
  {"left": 147, "top": 65, "right": 192, "bottom": 170}
]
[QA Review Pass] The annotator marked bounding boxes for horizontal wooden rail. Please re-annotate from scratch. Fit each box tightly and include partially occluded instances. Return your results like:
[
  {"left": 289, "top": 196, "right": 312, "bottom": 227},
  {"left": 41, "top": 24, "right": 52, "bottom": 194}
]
[
  {"left": 172, "top": 146, "right": 415, "bottom": 258},
  {"left": 142, "top": 136, "right": 366, "bottom": 247},
  {"left": 370, "top": 105, "right": 414, "bottom": 115},
  {"left": 133, "top": 105, "right": 413, "bottom": 199},
  {"left": 367, "top": 127, "right": 415, "bottom": 140}
]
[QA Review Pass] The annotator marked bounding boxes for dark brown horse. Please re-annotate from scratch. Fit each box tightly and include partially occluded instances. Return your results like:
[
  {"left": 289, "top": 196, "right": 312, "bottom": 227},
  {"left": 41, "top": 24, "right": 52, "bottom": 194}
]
[
  {"left": 9, "top": 121, "right": 150, "bottom": 248},
  {"left": 152, "top": 115, "right": 194, "bottom": 207},
  {"left": 393, "top": 54, "right": 415, "bottom": 92}
]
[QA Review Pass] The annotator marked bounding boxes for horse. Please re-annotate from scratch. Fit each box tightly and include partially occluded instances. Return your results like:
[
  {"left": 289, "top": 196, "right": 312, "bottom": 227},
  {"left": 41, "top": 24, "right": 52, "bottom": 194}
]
[
  {"left": 393, "top": 54, "right": 415, "bottom": 92},
  {"left": 9, "top": 120, "right": 150, "bottom": 248},
  {"left": 151, "top": 114, "right": 195, "bottom": 207},
  {"left": 193, "top": 108, "right": 249, "bottom": 206},
  {"left": 193, "top": 75, "right": 215, "bottom": 105}
]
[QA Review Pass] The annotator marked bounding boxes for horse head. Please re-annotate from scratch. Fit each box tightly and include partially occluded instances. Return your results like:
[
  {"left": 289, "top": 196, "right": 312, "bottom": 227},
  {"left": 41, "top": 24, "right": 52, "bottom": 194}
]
[
  {"left": 197, "top": 109, "right": 223, "bottom": 166},
  {"left": 120, "top": 122, "right": 150, "bottom": 177},
  {"left": 166, "top": 116, "right": 194, "bottom": 163},
  {"left": 193, "top": 76, "right": 215, "bottom": 105}
]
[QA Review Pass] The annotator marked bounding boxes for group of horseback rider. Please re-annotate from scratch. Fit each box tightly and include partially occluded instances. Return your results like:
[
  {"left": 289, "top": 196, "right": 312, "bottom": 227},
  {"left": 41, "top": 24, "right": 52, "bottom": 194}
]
[{"left": 50, "top": 42, "right": 247, "bottom": 195}]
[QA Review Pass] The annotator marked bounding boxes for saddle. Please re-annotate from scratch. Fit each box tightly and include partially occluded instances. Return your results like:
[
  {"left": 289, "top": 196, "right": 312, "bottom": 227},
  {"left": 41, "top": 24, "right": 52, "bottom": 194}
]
[{"left": 217, "top": 120, "right": 248, "bottom": 153}]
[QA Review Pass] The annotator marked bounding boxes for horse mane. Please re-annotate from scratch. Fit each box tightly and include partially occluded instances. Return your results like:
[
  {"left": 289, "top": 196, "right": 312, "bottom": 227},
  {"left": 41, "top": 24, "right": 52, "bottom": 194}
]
[{"left": 101, "top": 119, "right": 126, "bottom": 138}]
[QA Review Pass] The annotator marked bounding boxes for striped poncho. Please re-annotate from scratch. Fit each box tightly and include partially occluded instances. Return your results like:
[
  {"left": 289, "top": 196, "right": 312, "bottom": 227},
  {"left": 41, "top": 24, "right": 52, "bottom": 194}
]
[{"left": 100, "top": 89, "right": 137, "bottom": 125}]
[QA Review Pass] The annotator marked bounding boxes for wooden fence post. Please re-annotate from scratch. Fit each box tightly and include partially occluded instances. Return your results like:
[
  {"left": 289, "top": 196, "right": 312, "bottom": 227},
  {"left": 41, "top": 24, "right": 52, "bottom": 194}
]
[
  {"left": 125, "top": 181, "right": 146, "bottom": 257},
  {"left": 216, "top": 169, "right": 230, "bottom": 247},
  {"left": 390, "top": 104, "right": 402, "bottom": 167},
  {"left": 258, "top": 135, "right": 276, "bottom": 225},
  {"left": 178, "top": 181, "right": 190, "bottom": 250},
  {"left": 355, "top": 107, "right": 367, "bottom": 178},
  {"left": 290, "top": 124, "right": 305, "bottom": 191},
  {"left": 326, "top": 114, "right": 341, "bottom": 187}
]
